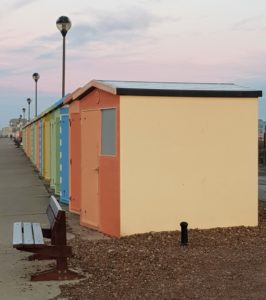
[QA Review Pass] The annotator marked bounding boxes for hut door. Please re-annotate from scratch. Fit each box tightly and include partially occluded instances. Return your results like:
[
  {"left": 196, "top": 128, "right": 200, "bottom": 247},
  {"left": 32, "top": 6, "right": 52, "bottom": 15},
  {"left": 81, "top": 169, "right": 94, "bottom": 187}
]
[
  {"left": 70, "top": 113, "right": 81, "bottom": 213},
  {"left": 40, "top": 120, "right": 43, "bottom": 176},
  {"left": 55, "top": 116, "right": 61, "bottom": 194},
  {"left": 60, "top": 112, "right": 69, "bottom": 204},
  {"left": 81, "top": 110, "right": 100, "bottom": 228}
]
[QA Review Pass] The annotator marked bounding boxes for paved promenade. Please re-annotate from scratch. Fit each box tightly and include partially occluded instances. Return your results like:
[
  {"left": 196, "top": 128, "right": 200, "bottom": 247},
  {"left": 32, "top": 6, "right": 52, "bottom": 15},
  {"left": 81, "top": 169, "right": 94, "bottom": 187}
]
[{"left": 0, "top": 139, "right": 61, "bottom": 299}]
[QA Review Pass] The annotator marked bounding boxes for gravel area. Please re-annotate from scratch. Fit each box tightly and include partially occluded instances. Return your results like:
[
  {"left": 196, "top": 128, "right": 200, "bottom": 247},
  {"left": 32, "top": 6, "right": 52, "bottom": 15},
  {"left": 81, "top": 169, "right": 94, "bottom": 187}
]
[{"left": 54, "top": 202, "right": 266, "bottom": 300}]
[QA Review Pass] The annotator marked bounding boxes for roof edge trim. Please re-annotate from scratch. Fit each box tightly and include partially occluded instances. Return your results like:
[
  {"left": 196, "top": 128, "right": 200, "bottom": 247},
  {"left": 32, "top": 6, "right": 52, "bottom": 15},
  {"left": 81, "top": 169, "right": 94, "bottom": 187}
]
[{"left": 116, "top": 88, "right": 262, "bottom": 98}]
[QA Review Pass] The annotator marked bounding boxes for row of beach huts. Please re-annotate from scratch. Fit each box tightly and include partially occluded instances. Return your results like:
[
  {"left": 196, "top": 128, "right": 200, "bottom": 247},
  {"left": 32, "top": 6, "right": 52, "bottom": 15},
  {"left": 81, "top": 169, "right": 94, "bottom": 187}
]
[{"left": 22, "top": 79, "right": 262, "bottom": 236}]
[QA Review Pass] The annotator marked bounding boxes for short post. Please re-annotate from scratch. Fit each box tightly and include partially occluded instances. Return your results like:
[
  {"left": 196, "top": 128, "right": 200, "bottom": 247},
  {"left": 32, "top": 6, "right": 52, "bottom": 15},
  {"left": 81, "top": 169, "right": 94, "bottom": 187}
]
[{"left": 180, "top": 221, "right": 188, "bottom": 246}]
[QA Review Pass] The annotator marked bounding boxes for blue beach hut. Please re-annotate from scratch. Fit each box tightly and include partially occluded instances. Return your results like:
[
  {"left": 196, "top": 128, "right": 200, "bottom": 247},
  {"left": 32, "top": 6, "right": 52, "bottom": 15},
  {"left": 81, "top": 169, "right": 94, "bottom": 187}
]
[{"left": 60, "top": 106, "right": 70, "bottom": 204}]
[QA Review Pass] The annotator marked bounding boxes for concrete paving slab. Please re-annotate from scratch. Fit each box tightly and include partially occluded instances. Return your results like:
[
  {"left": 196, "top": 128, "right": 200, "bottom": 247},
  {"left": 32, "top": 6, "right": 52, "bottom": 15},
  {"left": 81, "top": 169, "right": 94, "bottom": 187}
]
[{"left": 0, "top": 245, "right": 61, "bottom": 300}]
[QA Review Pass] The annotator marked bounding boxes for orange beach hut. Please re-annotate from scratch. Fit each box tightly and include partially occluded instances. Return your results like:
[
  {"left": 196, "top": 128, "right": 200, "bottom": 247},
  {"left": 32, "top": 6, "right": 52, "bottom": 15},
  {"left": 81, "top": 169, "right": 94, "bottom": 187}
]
[
  {"left": 74, "top": 80, "right": 261, "bottom": 237},
  {"left": 63, "top": 88, "right": 83, "bottom": 214}
]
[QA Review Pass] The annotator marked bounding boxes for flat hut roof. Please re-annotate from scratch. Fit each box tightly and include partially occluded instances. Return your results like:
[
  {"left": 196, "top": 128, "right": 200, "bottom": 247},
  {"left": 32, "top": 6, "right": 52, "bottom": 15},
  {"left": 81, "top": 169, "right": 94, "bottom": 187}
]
[{"left": 77, "top": 80, "right": 262, "bottom": 99}]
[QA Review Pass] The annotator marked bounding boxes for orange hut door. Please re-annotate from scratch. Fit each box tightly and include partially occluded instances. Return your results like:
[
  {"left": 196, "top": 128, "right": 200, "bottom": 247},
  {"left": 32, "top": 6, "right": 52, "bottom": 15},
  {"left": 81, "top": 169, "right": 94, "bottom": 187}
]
[
  {"left": 69, "top": 113, "right": 81, "bottom": 214},
  {"left": 81, "top": 110, "right": 100, "bottom": 228}
]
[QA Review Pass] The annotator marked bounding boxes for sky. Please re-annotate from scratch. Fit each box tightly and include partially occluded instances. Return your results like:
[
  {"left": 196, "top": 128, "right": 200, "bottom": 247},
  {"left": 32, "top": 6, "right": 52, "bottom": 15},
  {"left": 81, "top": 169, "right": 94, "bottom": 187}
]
[{"left": 1, "top": 0, "right": 266, "bottom": 128}]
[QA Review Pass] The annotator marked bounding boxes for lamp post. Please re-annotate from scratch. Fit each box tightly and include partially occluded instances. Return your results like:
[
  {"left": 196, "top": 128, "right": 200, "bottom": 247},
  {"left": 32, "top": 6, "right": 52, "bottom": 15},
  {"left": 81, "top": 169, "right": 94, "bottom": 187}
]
[
  {"left": 27, "top": 98, "right": 31, "bottom": 121},
  {"left": 32, "top": 73, "right": 40, "bottom": 117},
  {"left": 22, "top": 108, "right": 26, "bottom": 120},
  {"left": 56, "top": 16, "right": 72, "bottom": 98}
]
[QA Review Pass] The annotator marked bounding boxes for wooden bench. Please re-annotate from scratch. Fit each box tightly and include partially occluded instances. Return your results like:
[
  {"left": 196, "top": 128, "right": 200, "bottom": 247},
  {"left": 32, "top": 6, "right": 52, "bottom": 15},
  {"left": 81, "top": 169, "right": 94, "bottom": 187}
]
[{"left": 13, "top": 195, "right": 80, "bottom": 281}]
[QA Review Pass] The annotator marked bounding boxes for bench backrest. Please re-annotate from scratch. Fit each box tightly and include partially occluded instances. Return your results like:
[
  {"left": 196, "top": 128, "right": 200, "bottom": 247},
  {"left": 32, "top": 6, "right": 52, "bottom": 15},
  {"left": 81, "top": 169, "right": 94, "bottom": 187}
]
[{"left": 46, "top": 195, "right": 66, "bottom": 245}]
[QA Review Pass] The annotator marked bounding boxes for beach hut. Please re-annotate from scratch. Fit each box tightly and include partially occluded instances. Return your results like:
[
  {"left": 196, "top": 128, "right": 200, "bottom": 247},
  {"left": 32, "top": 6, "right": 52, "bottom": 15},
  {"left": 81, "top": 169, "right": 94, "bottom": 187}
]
[
  {"left": 26, "top": 125, "right": 30, "bottom": 157},
  {"left": 22, "top": 129, "right": 26, "bottom": 152},
  {"left": 35, "top": 120, "right": 40, "bottom": 170},
  {"left": 33, "top": 123, "right": 37, "bottom": 166},
  {"left": 30, "top": 125, "right": 33, "bottom": 160},
  {"left": 50, "top": 108, "right": 61, "bottom": 194},
  {"left": 22, "top": 98, "right": 64, "bottom": 190},
  {"left": 75, "top": 80, "right": 261, "bottom": 237},
  {"left": 42, "top": 114, "right": 51, "bottom": 180},
  {"left": 23, "top": 118, "right": 40, "bottom": 170},
  {"left": 63, "top": 88, "right": 83, "bottom": 213},
  {"left": 60, "top": 105, "right": 69, "bottom": 204},
  {"left": 50, "top": 111, "right": 56, "bottom": 189},
  {"left": 39, "top": 97, "right": 64, "bottom": 188},
  {"left": 39, "top": 119, "right": 43, "bottom": 176},
  {"left": 21, "top": 118, "right": 37, "bottom": 166},
  {"left": 22, "top": 126, "right": 27, "bottom": 155}
]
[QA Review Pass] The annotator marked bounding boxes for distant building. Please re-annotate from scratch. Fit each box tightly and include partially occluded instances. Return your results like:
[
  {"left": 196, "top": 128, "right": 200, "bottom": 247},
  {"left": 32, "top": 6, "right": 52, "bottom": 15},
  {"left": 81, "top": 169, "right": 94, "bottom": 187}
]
[
  {"left": 0, "top": 118, "right": 27, "bottom": 137},
  {"left": 9, "top": 118, "right": 21, "bottom": 128},
  {"left": 1, "top": 127, "right": 13, "bottom": 137}
]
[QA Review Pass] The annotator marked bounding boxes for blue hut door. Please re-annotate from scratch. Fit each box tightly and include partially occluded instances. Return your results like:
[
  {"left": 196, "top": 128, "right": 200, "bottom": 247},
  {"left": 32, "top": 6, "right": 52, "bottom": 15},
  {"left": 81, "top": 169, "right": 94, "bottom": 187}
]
[{"left": 60, "top": 110, "right": 69, "bottom": 204}]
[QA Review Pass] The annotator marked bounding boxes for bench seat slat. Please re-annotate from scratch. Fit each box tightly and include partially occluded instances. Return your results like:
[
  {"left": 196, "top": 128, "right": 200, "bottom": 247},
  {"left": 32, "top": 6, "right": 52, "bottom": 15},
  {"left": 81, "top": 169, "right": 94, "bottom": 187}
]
[
  {"left": 23, "top": 222, "right": 34, "bottom": 245},
  {"left": 32, "top": 223, "right": 44, "bottom": 246},
  {"left": 13, "top": 222, "right": 23, "bottom": 247}
]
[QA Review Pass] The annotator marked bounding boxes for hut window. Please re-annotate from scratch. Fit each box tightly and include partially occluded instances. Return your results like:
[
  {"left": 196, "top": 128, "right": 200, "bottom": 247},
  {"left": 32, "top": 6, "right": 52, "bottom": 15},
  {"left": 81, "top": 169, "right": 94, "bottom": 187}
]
[{"left": 101, "top": 108, "right": 116, "bottom": 155}]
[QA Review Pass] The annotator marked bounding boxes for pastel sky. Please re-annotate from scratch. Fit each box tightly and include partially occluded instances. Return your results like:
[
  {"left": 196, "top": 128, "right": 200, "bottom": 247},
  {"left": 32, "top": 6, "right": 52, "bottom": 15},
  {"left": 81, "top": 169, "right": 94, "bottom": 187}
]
[{"left": 1, "top": 0, "right": 266, "bottom": 128}]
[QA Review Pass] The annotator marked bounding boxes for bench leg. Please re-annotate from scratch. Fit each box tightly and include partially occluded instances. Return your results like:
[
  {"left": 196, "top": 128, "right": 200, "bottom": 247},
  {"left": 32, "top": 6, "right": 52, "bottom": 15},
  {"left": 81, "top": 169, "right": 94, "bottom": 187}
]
[
  {"left": 31, "top": 268, "right": 82, "bottom": 281},
  {"left": 31, "top": 258, "right": 83, "bottom": 281}
]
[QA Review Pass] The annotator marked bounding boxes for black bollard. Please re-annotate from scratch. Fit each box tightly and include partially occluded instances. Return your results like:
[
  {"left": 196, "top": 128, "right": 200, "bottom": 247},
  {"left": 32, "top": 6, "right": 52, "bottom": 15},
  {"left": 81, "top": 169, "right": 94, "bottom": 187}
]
[{"left": 180, "top": 221, "right": 188, "bottom": 246}]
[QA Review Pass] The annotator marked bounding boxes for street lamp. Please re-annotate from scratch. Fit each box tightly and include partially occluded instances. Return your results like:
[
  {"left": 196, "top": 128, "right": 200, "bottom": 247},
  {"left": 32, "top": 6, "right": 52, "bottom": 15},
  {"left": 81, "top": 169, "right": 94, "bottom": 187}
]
[
  {"left": 32, "top": 73, "right": 40, "bottom": 117},
  {"left": 27, "top": 98, "right": 31, "bottom": 121},
  {"left": 56, "top": 16, "right": 72, "bottom": 97},
  {"left": 22, "top": 108, "right": 26, "bottom": 120}
]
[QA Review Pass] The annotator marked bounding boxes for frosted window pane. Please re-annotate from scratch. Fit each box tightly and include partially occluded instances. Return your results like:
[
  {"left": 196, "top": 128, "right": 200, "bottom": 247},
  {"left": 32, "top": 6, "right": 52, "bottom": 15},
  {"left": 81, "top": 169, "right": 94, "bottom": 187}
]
[{"left": 101, "top": 109, "right": 116, "bottom": 155}]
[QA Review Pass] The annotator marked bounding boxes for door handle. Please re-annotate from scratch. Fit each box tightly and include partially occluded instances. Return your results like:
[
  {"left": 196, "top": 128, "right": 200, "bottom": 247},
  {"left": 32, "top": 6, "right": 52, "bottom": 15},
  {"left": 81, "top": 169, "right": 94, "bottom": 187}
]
[{"left": 91, "top": 167, "right": 99, "bottom": 171}]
